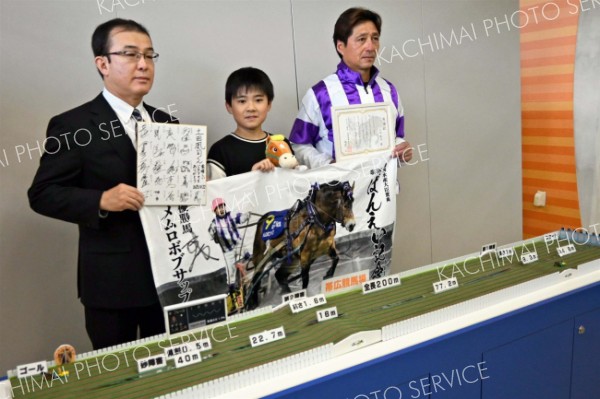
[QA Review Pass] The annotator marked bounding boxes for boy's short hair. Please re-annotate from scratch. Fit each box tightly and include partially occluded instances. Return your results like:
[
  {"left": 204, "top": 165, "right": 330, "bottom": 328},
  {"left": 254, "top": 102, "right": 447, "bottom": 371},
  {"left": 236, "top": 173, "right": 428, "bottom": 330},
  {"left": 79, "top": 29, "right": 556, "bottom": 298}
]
[
  {"left": 333, "top": 8, "right": 382, "bottom": 59},
  {"left": 225, "top": 67, "right": 274, "bottom": 105}
]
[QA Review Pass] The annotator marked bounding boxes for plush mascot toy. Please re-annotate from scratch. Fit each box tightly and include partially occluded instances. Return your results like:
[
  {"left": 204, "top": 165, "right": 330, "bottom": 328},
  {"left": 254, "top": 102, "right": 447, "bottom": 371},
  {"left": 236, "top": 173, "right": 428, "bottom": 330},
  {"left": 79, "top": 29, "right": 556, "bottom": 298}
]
[{"left": 266, "top": 134, "right": 307, "bottom": 170}]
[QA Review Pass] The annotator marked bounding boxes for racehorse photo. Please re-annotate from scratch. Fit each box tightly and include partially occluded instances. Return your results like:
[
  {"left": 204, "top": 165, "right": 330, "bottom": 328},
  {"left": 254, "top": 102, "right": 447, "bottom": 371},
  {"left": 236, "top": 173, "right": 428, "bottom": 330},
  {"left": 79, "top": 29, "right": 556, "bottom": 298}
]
[{"left": 246, "top": 180, "right": 356, "bottom": 309}]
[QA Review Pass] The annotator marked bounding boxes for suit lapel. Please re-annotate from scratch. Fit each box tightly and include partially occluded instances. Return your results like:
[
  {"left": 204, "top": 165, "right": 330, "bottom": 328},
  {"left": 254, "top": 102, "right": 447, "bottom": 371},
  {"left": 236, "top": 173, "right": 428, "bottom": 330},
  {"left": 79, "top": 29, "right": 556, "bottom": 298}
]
[
  {"left": 143, "top": 103, "right": 157, "bottom": 122},
  {"left": 89, "top": 93, "right": 136, "bottom": 166},
  {"left": 143, "top": 103, "right": 175, "bottom": 123}
]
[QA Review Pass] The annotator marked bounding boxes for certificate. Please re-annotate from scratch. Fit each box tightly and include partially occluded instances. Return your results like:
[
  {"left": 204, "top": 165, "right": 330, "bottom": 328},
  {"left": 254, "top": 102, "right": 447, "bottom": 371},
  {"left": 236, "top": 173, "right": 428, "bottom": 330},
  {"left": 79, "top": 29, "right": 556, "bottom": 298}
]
[
  {"left": 137, "top": 122, "right": 207, "bottom": 206},
  {"left": 332, "top": 102, "right": 395, "bottom": 162}
]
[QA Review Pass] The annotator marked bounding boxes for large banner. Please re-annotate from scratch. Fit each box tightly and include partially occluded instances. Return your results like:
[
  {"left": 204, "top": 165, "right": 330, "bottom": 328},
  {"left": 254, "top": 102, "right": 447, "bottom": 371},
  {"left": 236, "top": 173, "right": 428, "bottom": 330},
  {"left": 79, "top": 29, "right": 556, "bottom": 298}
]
[{"left": 140, "top": 154, "right": 397, "bottom": 313}]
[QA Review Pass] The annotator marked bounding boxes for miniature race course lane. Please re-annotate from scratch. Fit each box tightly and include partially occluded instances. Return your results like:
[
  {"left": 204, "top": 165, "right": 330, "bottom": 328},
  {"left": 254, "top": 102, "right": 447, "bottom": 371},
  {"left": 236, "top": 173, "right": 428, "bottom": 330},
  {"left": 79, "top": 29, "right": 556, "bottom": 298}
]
[{"left": 8, "top": 239, "right": 600, "bottom": 399}]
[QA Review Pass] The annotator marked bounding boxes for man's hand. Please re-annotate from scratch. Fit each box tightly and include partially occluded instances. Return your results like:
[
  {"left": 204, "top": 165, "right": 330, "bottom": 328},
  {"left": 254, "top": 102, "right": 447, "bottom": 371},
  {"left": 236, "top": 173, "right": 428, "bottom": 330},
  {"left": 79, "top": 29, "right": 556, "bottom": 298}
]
[
  {"left": 392, "top": 141, "right": 413, "bottom": 163},
  {"left": 251, "top": 159, "right": 275, "bottom": 172},
  {"left": 100, "top": 183, "right": 145, "bottom": 212}
]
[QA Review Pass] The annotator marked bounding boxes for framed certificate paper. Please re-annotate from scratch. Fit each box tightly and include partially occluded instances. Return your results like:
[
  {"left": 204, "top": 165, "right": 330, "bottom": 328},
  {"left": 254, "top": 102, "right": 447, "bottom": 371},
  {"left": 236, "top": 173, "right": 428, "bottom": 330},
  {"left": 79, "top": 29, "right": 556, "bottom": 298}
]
[{"left": 332, "top": 102, "right": 395, "bottom": 162}]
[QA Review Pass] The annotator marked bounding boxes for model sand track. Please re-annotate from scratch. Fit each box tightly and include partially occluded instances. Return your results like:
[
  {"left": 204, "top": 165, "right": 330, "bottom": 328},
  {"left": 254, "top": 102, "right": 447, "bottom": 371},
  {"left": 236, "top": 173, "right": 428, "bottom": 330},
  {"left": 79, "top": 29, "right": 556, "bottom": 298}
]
[{"left": 10, "top": 240, "right": 600, "bottom": 399}]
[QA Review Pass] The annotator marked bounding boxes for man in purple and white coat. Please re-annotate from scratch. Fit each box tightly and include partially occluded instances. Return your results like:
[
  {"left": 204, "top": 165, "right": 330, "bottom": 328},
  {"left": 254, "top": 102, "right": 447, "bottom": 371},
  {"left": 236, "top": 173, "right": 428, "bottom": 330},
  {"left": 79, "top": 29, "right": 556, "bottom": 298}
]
[{"left": 289, "top": 7, "right": 413, "bottom": 169}]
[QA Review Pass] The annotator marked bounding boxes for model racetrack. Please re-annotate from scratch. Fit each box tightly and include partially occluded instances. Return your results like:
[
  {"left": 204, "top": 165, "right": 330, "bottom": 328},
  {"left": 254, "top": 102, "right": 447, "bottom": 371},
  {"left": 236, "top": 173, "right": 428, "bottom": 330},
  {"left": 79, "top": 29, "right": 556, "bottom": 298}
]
[{"left": 10, "top": 239, "right": 600, "bottom": 399}]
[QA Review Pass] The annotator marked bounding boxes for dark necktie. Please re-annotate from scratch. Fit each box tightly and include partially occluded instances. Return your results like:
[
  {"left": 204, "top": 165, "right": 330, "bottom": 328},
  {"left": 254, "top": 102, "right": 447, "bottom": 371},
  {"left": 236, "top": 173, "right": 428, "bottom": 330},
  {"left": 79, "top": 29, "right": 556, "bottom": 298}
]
[
  {"left": 131, "top": 108, "right": 143, "bottom": 147},
  {"left": 131, "top": 108, "right": 143, "bottom": 122}
]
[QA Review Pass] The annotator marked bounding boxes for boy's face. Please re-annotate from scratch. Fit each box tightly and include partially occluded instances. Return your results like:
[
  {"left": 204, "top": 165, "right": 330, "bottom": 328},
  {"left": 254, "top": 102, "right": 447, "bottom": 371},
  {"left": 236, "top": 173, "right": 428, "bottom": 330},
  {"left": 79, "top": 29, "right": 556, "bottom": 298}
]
[{"left": 226, "top": 87, "right": 272, "bottom": 133}]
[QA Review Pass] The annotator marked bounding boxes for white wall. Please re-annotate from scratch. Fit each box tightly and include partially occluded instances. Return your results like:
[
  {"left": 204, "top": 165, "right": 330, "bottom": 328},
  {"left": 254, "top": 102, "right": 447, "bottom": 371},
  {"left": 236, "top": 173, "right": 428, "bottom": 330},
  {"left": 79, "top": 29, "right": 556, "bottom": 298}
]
[
  {"left": 574, "top": 7, "right": 600, "bottom": 228},
  {"left": 0, "top": 0, "right": 521, "bottom": 374}
]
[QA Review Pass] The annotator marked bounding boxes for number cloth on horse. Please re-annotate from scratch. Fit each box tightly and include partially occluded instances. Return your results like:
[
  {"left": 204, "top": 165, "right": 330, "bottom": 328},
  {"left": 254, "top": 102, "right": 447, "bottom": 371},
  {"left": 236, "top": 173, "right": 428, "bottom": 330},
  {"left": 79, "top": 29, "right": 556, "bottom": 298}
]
[{"left": 260, "top": 210, "right": 289, "bottom": 241}]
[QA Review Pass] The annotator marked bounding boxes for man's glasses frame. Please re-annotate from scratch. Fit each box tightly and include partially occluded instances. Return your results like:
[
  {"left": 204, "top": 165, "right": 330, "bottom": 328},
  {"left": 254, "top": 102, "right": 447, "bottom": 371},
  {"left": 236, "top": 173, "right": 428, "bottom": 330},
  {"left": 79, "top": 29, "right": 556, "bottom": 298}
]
[{"left": 104, "top": 50, "right": 159, "bottom": 63}]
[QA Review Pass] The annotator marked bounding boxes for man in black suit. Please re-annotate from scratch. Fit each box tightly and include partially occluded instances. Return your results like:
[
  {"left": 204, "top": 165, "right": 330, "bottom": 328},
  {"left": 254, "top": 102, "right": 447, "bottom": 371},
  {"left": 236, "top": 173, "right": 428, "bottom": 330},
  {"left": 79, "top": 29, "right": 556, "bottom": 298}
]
[{"left": 28, "top": 19, "right": 177, "bottom": 349}]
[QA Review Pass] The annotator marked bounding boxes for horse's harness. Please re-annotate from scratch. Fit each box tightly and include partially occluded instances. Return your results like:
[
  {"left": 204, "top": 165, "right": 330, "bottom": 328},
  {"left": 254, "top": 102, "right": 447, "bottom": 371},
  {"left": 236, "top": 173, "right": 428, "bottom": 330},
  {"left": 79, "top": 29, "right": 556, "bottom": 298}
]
[
  {"left": 245, "top": 181, "right": 354, "bottom": 308},
  {"left": 283, "top": 182, "right": 354, "bottom": 262}
]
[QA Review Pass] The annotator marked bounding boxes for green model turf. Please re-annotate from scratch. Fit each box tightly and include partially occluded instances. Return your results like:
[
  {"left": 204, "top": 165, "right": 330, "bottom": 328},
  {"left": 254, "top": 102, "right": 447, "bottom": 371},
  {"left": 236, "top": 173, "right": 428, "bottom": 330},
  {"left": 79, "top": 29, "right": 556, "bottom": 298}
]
[{"left": 10, "top": 240, "right": 600, "bottom": 399}]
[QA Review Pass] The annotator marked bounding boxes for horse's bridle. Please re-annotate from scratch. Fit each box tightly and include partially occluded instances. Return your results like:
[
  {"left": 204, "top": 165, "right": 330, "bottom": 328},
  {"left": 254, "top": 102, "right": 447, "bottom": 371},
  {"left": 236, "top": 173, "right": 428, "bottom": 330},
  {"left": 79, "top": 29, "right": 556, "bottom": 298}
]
[
  {"left": 307, "top": 182, "right": 354, "bottom": 227},
  {"left": 282, "top": 182, "right": 354, "bottom": 260}
]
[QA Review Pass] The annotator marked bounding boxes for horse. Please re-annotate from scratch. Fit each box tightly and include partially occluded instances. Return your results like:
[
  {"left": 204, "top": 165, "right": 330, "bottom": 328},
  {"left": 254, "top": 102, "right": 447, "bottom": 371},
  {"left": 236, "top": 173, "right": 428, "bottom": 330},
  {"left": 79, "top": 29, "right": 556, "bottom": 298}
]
[{"left": 246, "top": 180, "right": 356, "bottom": 309}]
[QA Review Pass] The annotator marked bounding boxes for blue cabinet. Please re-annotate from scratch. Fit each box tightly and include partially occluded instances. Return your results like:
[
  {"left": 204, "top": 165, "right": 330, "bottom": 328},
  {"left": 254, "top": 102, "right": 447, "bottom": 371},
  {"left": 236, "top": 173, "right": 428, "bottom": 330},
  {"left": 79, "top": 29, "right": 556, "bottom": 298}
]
[
  {"left": 571, "top": 307, "right": 600, "bottom": 399},
  {"left": 481, "top": 320, "right": 574, "bottom": 399},
  {"left": 265, "top": 283, "right": 600, "bottom": 399}
]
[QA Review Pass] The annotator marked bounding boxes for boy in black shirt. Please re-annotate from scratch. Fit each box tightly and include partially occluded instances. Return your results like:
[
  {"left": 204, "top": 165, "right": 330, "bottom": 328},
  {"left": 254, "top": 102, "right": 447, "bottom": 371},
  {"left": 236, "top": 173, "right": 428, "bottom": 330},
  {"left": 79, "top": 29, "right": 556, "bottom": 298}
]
[{"left": 208, "top": 67, "right": 278, "bottom": 179}]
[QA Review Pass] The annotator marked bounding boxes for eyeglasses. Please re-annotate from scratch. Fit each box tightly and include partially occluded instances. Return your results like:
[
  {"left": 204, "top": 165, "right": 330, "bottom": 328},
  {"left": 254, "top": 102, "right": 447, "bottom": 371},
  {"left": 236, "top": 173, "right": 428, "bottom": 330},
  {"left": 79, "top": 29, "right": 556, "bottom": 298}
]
[{"left": 105, "top": 50, "right": 159, "bottom": 63}]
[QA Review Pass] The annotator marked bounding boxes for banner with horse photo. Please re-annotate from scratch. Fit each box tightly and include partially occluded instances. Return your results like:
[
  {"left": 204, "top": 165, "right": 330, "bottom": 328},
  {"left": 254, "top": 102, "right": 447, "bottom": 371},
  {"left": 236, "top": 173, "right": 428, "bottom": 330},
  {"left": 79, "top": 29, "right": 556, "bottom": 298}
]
[{"left": 140, "top": 153, "right": 397, "bottom": 314}]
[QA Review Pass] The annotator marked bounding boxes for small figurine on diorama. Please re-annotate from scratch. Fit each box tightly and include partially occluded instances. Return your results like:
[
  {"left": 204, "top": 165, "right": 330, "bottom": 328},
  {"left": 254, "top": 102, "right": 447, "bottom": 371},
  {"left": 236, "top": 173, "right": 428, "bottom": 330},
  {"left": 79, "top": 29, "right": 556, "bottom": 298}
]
[{"left": 53, "top": 344, "right": 76, "bottom": 377}]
